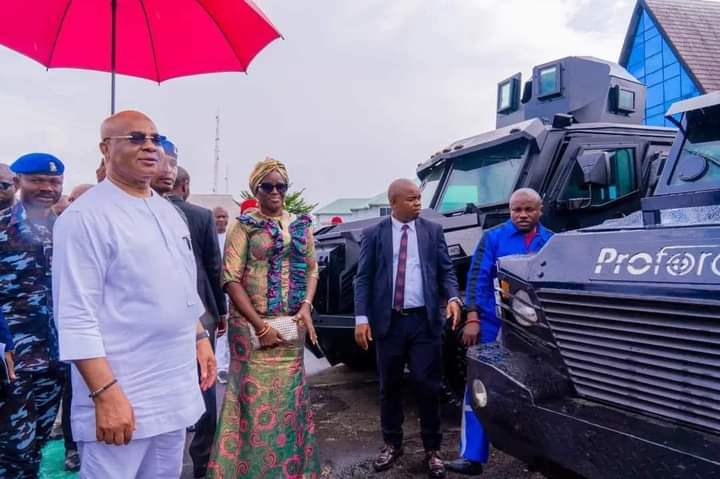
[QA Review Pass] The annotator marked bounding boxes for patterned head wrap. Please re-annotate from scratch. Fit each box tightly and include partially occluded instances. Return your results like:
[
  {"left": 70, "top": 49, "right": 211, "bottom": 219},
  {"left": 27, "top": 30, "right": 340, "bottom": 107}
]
[{"left": 248, "top": 157, "right": 289, "bottom": 193}]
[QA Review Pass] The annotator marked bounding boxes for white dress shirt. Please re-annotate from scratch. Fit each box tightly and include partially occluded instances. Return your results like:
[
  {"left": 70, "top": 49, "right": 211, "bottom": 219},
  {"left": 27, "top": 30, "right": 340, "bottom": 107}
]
[
  {"left": 53, "top": 179, "right": 205, "bottom": 441},
  {"left": 356, "top": 216, "right": 425, "bottom": 325},
  {"left": 217, "top": 232, "right": 226, "bottom": 258}
]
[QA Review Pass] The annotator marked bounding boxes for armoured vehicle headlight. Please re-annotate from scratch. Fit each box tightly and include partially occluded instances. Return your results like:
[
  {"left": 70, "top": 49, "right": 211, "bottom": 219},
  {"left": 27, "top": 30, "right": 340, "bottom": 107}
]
[
  {"left": 511, "top": 290, "right": 538, "bottom": 326},
  {"left": 472, "top": 379, "right": 488, "bottom": 408}
]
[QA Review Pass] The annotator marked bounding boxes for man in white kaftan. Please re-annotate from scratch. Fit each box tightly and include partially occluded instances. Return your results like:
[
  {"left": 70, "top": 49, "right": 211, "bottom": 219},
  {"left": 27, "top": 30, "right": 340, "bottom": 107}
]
[{"left": 52, "top": 111, "right": 215, "bottom": 479}]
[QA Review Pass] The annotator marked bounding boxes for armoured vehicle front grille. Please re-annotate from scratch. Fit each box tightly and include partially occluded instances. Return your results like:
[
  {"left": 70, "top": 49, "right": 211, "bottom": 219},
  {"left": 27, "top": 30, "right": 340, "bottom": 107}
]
[{"left": 537, "top": 289, "right": 720, "bottom": 432}]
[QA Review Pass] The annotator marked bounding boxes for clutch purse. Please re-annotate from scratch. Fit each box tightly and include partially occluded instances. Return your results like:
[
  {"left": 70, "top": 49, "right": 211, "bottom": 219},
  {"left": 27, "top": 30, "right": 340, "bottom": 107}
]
[{"left": 249, "top": 315, "right": 302, "bottom": 350}]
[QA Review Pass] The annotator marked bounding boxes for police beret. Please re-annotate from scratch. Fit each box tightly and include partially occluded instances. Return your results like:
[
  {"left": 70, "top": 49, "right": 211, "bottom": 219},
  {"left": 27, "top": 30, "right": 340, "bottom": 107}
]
[
  {"left": 161, "top": 139, "right": 178, "bottom": 158},
  {"left": 10, "top": 153, "right": 65, "bottom": 175}
]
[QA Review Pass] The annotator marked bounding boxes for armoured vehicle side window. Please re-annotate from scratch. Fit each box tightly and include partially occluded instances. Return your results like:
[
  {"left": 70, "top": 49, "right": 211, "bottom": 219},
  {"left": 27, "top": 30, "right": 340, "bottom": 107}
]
[
  {"left": 437, "top": 139, "right": 528, "bottom": 213},
  {"left": 669, "top": 111, "right": 720, "bottom": 187},
  {"left": 560, "top": 147, "right": 636, "bottom": 206},
  {"left": 420, "top": 167, "right": 444, "bottom": 209}
]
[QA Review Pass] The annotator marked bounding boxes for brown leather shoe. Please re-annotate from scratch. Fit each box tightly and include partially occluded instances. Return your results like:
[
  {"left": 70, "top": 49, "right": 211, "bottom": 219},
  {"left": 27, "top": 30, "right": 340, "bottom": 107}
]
[
  {"left": 426, "top": 450, "right": 447, "bottom": 478},
  {"left": 373, "top": 444, "right": 404, "bottom": 472}
]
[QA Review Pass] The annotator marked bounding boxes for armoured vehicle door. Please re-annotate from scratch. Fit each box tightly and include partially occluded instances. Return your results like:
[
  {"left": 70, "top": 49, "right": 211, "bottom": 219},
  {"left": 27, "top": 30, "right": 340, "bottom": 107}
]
[{"left": 543, "top": 135, "right": 664, "bottom": 232}]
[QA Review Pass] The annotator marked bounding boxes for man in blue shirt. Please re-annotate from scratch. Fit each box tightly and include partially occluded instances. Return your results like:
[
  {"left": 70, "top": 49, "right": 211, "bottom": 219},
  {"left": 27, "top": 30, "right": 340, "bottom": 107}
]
[
  {"left": 0, "top": 153, "right": 65, "bottom": 479},
  {"left": 446, "top": 188, "right": 553, "bottom": 475}
]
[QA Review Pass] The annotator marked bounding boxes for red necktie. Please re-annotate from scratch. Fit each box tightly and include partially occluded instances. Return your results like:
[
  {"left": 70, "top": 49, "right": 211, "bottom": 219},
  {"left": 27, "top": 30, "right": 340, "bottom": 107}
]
[{"left": 393, "top": 224, "right": 409, "bottom": 311}]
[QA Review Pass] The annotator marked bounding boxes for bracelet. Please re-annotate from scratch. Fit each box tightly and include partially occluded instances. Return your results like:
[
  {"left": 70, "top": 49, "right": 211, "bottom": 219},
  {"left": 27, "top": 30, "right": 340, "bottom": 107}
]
[
  {"left": 449, "top": 297, "right": 463, "bottom": 306},
  {"left": 196, "top": 330, "right": 210, "bottom": 342},
  {"left": 256, "top": 323, "right": 271, "bottom": 338},
  {"left": 301, "top": 299, "right": 314, "bottom": 312},
  {"left": 89, "top": 379, "right": 117, "bottom": 399},
  {"left": 464, "top": 319, "right": 480, "bottom": 326}
]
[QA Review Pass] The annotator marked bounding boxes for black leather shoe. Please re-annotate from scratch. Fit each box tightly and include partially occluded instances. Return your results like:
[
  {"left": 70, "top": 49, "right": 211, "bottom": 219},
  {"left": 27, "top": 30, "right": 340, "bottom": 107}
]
[
  {"left": 373, "top": 444, "right": 404, "bottom": 471},
  {"left": 64, "top": 449, "right": 81, "bottom": 472},
  {"left": 426, "top": 450, "right": 447, "bottom": 478},
  {"left": 444, "top": 457, "right": 484, "bottom": 475}
]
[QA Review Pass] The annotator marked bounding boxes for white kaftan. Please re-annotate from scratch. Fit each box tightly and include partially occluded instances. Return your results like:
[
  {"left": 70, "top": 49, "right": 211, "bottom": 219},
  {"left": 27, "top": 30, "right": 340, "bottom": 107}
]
[{"left": 52, "top": 179, "right": 205, "bottom": 441}]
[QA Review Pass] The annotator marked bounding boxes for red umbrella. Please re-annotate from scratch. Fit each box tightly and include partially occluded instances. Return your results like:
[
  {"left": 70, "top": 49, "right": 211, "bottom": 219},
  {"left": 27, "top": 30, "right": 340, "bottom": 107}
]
[{"left": 0, "top": 0, "right": 282, "bottom": 112}]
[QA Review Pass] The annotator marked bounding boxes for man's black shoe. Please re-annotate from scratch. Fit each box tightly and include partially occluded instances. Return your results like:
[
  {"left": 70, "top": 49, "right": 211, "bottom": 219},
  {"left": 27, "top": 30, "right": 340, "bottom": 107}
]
[
  {"left": 64, "top": 449, "right": 81, "bottom": 472},
  {"left": 426, "top": 450, "right": 447, "bottom": 478},
  {"left": 444, "top": 457, "right": 483, "bottom": 475},
  {"left": 373, "top": 444, "right": 403, "bottom": 471}
]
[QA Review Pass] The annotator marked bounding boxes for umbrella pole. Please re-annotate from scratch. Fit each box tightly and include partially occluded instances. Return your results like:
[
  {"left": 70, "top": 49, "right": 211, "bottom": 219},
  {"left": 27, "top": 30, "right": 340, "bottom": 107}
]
[{"left": 110, "top": 0, "right": 117, "bottom": 114}]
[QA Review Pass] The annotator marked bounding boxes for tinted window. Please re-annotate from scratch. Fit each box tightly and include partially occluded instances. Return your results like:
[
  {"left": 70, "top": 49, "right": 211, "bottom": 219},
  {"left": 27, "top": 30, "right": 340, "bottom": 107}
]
[
  {"left": 539, "top": 66, "right": 559, "bottom": 96},
  {"left": 561, "top": 148, "right": 637, "bottom": 205},
  {"left": 670, "top": 110, "right": 720, "bottom": 187},
  {"left": 437, "top": 140, "right": 527, "bottom": 213},
  {"left": 420, "top": 167, "right": 443, "bottom": 209}
]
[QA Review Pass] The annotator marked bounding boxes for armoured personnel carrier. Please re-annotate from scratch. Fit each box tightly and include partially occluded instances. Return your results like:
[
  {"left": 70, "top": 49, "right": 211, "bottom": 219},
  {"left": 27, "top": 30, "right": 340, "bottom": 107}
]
[
  {"left": 469, "top": 91, "right": 720, "bottom": 477},
  {"left": 311, "top": 56, "right": 676, "bottom": 380}
]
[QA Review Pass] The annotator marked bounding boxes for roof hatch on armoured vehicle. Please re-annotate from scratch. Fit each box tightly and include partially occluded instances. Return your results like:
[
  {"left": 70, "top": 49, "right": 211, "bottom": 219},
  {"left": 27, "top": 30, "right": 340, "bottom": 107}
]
[{"left": 496, "top": 56, "right": 646, "bottom": 128}]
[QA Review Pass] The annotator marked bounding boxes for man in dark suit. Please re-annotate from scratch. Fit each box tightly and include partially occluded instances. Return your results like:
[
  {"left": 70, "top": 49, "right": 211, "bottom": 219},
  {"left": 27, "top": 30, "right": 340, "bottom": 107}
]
[
  {"left": 157, "top": 146, "right": 226, "bottom": 478},
  {"left": 354, "top": 178, "right": 462, "bottom": 478}
]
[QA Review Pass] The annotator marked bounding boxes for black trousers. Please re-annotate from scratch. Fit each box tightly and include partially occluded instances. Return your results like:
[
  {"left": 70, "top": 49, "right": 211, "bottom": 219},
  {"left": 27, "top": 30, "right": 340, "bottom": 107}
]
[
  {"left": 189, "top": 325, "right": 218, "bottom": 474},
  {"left": 375, "top": 309, "right": 443, "bottom": 451},
  {"left": 61, "top": 364, "right": 76, "bottom": 452}
]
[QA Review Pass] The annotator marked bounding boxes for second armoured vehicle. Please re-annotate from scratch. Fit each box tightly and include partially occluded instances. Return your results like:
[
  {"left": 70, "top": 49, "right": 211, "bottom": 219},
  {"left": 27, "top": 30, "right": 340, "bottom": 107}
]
[
  {"left": 468, "top": 91, "right": 720, "bottom": 477},
  {"left": 310, "top": 56, "right": 676, "bottom": 382}
]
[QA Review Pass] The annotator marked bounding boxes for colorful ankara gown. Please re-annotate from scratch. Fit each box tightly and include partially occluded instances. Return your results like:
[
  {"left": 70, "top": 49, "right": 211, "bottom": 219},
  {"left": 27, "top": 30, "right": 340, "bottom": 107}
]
[{"left": 207, "top": 210, "right": 321, "bottom": 479}]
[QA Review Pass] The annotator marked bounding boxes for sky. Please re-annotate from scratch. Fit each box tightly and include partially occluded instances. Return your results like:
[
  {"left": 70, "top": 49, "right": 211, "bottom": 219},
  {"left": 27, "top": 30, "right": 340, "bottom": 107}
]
[{"left": 0, "top": 0, "right": 637, "bottom": 209}]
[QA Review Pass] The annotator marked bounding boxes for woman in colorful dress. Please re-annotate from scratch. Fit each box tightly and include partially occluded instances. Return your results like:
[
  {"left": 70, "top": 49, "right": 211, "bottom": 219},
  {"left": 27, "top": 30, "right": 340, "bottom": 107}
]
[{"left": 207, "top": 158, "right": 321, "bottom": 478}]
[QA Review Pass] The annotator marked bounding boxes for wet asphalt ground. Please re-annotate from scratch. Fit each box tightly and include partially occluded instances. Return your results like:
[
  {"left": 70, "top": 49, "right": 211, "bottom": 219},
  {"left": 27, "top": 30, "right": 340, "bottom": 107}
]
[{"left": 181, "top": 350, "right": 545, "bottom": 479}]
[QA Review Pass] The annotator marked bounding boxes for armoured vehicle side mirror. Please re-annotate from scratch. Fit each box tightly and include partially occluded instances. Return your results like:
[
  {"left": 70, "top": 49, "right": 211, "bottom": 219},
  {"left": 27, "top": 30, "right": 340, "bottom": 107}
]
[{"left": 576, "top": 151, "right": 610, "bottom": 186}]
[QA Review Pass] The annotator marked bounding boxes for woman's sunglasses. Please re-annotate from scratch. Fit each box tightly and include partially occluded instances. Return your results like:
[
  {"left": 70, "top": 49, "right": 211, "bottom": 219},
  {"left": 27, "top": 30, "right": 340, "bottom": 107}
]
[{"left": 257, "top": 182, "right": 288, "bottom": 194}]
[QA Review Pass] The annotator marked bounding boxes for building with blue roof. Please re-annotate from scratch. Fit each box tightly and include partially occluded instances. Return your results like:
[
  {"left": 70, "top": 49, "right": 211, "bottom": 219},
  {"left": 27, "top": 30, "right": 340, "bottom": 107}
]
[{"left": 620, "top": 0, "right": 720, "bottom": 126}]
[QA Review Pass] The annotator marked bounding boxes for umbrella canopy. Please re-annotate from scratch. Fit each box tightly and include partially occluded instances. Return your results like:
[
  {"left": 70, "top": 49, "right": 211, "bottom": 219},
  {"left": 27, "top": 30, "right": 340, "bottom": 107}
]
[{"left": 0, "top": 0, "right": 282, "bottom": 111}]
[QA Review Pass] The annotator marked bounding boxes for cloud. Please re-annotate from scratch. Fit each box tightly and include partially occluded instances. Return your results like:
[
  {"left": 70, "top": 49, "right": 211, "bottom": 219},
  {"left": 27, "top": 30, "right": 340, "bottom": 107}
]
[{"left": 0, "top": 0, "right": 636, "bottom": 208}]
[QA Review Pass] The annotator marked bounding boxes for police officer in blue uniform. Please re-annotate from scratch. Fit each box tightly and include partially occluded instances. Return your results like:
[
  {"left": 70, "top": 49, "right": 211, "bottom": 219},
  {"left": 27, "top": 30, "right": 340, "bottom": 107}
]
[{"left": 0, "top": 153, "right": 65, "bottom": 479}]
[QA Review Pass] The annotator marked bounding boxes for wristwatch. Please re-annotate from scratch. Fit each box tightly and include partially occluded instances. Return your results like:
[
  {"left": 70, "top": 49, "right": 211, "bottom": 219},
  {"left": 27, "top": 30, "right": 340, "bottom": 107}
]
[
  {"left": 196, "top": 330, "right": 210, "bottom": 342},
  {"left": 448, "top": 297, "right": 464, "bottom": 307}
]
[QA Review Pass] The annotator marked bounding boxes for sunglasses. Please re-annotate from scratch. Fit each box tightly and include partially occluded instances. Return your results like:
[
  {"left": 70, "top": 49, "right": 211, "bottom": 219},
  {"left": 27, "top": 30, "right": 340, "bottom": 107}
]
[
  {"left": 257, "top": 182, "right": 288, "bottom": 194},
  {"left": 103, "top": 132, "right": 167, "bottom": 146},
  {"left": 0, "top": 181, "right": 13, "bottom": 191}
]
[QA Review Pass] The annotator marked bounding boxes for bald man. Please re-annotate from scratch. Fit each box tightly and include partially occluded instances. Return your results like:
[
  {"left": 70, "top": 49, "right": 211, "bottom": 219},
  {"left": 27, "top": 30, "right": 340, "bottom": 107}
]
[
  {"left": 68, "top": 184, "right": 93, "bottom": 203},
  {"left": 445, "top": 188, "right": 553, "bottom": 475},
  {"left": 53, "top": 110, "right": 214, "bottom": 479},
  {"left": 354, "top": 179, "right": 461, "bottom": 478},
  {"left": 0, "top": 163, "right": 17, "bottom": 210}
]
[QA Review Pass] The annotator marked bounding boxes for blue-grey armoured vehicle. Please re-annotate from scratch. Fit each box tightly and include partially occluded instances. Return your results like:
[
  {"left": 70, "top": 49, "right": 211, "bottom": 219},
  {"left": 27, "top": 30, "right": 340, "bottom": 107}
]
[
  {"left": 470, "top": 91, "right": 720, "bottom": 477},
  {"left": 310, "top": 56, "right": 677, "bottom": 382}
]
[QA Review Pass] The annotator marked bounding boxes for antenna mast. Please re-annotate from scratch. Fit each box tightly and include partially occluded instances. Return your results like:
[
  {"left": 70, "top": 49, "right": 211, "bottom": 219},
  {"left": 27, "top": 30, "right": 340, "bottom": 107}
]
[{"left": 213, "top": 113, "right": 220, "bottom": 194}]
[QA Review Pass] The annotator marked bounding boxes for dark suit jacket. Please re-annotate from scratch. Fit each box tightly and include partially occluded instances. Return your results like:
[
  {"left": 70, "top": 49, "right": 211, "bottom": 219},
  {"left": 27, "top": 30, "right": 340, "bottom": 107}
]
[
  {"left": 167, "top": 195, "right": 227, "bottom": 326},
  {"left": 354, "top": 216, "right": 459, "bottom": 339}
]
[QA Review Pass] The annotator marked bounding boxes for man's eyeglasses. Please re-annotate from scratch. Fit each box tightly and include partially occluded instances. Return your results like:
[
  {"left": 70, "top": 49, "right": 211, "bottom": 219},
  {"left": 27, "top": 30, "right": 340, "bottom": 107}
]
[
  {"left": 0, "top": 181, "right": 13, "bottom": 191},
  {"left": 257, "top": 182, "right": 288, "bottom": 194},
  {"left": 103, "top": 132, "right": 167, "bottom": 146}
]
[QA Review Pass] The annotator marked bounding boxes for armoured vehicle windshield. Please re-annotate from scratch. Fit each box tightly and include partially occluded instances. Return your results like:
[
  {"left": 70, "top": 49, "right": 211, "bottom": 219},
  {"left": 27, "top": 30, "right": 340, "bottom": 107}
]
[
  {"left": 432, "top": 139, "right": 528, "bottom": 214},
  {"left": 670, "top": 108, "right": 720, "bottom": 187}
]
